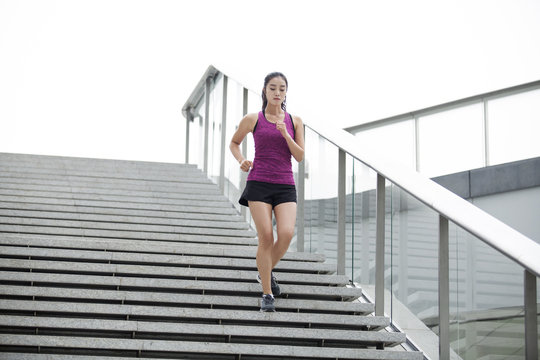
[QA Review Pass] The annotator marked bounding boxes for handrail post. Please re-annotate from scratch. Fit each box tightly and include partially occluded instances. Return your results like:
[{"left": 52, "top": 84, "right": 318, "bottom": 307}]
[
  {"left": 297, "top": 133, "right": 305, "bottom": 252},
  {"left": 219, "top": 75, "right": 228, "bottom": 193},
  {"left": 439, "top": 215, "right": 450, "bottom": 360},
  {"left": 185, "top": 108, "right": 191, "bottom": 164},
  {"left": 203, "top": 77, "right": 211, "bottom": 175},
  {"left": 240, "top": 88, "right": 248, "bottom": 221},
  {"left": 375, "top": 174, "right": 385, "bottom": 319},
  {"left": 337, "top": 149, "right": 346, "bottom": 275},
  {"left": 524, "top": 269, "right": 538, "bottom": 360}
]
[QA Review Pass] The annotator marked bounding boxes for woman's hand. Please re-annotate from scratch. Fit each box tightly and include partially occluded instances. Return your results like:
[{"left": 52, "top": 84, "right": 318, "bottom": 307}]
[
  {"left": 276, "top": 120, "right": 290, "bottom": 139},
  {"left": 240, "top": 159, "right": 253, "bottom": 172}
]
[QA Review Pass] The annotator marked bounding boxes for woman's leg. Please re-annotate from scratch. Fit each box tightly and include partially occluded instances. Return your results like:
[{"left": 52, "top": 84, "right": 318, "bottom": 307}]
[
  {"left": 248, "top": 201, "right": 274, "bottom": 295},
  {"left": 272, "top": 202, "right": 297, "bottom": 268}
]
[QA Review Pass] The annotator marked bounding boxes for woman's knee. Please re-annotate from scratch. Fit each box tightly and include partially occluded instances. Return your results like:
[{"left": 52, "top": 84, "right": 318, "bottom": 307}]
[
  {"left": 277, "top": 226, "right": 295, "bottom": 242},
  {"left": 257, "top": 230, "right": 274, "bottom": 249}
]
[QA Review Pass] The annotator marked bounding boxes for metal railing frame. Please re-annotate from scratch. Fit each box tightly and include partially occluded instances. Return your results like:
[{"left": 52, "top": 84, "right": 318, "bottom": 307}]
[
  {"left": 344, "top": 80, "right": 540, "bottom": 171},
  {"left": 182, "top": 66, "right": 540, "bottom": 359}
]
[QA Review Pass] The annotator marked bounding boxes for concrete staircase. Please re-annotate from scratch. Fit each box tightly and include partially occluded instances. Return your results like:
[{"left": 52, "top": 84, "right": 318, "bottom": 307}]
[{"left": 0, "top": 153, "right": 423, "bottom": 360}]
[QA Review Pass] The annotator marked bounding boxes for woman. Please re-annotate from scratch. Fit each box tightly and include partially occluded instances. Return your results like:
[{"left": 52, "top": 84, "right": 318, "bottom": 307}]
[{"left": 229, "top": 72, "right": 305, "bottom": 312}]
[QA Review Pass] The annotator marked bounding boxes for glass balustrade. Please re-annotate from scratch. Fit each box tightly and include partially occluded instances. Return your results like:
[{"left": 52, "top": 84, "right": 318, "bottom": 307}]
[
  {"left": 303, "top": 128, "right": 339, "bottom": 263},
  {"left": 445, "top": 221, "right": 536, "bottom": 359}
]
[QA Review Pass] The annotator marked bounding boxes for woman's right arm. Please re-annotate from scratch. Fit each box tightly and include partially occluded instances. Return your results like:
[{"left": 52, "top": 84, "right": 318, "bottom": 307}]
[{"left": 229, "top": 113, "right": 257, "bottom": 172}]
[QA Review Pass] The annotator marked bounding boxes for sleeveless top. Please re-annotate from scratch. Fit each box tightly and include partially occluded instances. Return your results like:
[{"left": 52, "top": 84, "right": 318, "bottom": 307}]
[{"left": 247, "top": 111, "right": 295, "bottom": 185}]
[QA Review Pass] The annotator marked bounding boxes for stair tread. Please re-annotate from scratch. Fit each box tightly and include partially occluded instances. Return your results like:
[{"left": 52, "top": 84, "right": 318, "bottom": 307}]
[
  {"left": 0, "top": 190, "right": 233, "bottom": 208},
  {"left": 0, "top": 271, "right": 362, "bottom": 299},
  {"left": 0, "top": 285, "right": 373, "bottom": 313},
  {"left": 0, "top": 174, "right": 221, "bottom": 192},
  {"left": 1, "top": 300, "right": 386, "bottom": 328},
  {"left": 0, "top": 201, "right": 246, "bottom": 222},
  {"left": 0, "top": 226, "right": 260, "bottom": 247},
  {"left": 0, "top": 335, "right": 424, "bottom": 359},
  {"left": 0, "top": 216, "right": 256, "bottom": 237},
  {"left": 0, "top": 195, "right": 239, "bottom": 215},
  {"left": 0, "top": 234, "right": 325, "bottom": 262},
  {"left": 0, "top": 315, "right": 405, "bottom": 345},
  {"left": 0, "top": 209, "right": 250, "bottom": 230},
  {"left": 0, "top": 247, "right": 331, "bottom": 272},
  {"left": 0, "top": 259, "right": 347, "bottom": 285}
]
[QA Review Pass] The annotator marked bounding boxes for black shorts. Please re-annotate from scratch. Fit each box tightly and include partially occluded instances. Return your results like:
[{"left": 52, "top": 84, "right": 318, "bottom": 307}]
[{"left": 239, "top": 180, "right": 297, "bottom": 208}]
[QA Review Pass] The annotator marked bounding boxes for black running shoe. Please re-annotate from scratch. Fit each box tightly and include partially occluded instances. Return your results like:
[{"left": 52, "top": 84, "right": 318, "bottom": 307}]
[
  {"left": 260, "top": 294, "right": 275, "bottom": 312},
  {"left": 257, "top": 272, "right": 281, "bottom": 296}
]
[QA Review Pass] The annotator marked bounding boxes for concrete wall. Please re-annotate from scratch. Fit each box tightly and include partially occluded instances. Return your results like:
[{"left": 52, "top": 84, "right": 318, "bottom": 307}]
[{"left": 433, "top": 156, "right": 540, "bottom": 243}]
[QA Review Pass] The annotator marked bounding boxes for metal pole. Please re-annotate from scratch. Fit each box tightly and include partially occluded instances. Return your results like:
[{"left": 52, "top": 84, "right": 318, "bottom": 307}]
[
  {"left": 439, "top": 215, "right": 450, "bottom": 360},
  {"left": 241, "top": 88, "right": 248, "bottom": 220},
  {"left": 203, "top": 77, "right": 211, "bottom": 175},
  {"left": 483, "top": 99, "right": 490, "bottom": 167},
  {"left": 219, "top": 75, "right": 228, "bottom": 193},
  {"left": 414, "top": 116, "right": 420, "bottom": 172},
  {"left": 185, "top": 108, "right": 191, "bottom": 164},
  {"left": 297, "top": 125, "right": 305, "bottom": 252},
  {"left": 524, "top": 269, "right": 538, "bottom": 360},
  {"left": 375, "top": 174, "right": 385, "bottom": 317},
  {"left": 337, "top": 149, "right": 346, "bottom": 275}
]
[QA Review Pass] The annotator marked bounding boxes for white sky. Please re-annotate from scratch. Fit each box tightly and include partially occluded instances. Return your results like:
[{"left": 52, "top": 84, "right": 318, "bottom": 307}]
[{"left": 1, "top": 0, "right": 540, "bottom": 163}]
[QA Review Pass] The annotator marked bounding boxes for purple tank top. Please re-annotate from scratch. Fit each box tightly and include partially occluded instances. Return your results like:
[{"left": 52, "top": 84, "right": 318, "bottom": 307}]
[{"left": 247, "top": 111, "right": 295, "bottom": 185}]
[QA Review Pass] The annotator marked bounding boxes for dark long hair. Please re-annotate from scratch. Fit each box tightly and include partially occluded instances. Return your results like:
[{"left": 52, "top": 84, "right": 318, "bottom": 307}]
[{"left": 261, "top": 72, "right": 288, "bottom": 112}]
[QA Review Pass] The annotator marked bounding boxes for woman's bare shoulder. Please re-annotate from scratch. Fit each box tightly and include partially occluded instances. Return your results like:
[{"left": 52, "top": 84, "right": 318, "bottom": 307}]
[
  {"left": 291, "top": 114, "right": 303, "bottom": 125},
  {"left": 244, "top": 112, "right": 259, "bottom": 121}
]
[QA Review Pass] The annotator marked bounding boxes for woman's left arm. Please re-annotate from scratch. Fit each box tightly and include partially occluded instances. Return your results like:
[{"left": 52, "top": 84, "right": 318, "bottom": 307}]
[{"left": 277, "top": 116, "right": 305, "bottom": 162}]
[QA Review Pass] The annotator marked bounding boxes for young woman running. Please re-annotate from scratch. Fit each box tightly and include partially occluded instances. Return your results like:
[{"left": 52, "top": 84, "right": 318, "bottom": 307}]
[{"left": 229, "top": 72, "right": 305, "bottom": 312}]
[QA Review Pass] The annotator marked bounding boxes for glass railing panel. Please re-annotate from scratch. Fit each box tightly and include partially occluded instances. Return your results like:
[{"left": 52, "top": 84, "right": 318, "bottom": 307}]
[
  {"left": 488, "top": 88, "right": 540, "bottom": 166},
  {"left": 187, "top": 111, "right": 204, "bottom": 170},
  {"left": 303, "top": 127, "right": 339, "bottom": 265},
  {"left": 223, "top": 78, "right": 247, "bottom": 211},
  {"left": 207, "top": 74, "right": 223, "bottom": 185},
  {"left": 447, "top": 221, "right": 528, "bottom": 359},
  {"left": 417, "top": 102, "right": 485, "bottom": 177},
  {"left": 388, "top": 183, "right": 440, "bottom": 327},
  {"left": 347, "top": 158, "right": 377, "bottom": 286}
]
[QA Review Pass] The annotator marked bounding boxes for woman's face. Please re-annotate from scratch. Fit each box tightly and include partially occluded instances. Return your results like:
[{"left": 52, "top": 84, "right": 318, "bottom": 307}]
[{"left": 265, "top": 76, "right": 287, "bottom": 107}]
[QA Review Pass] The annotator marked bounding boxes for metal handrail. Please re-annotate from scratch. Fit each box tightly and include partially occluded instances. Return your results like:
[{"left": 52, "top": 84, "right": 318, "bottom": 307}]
[
  {"left": 307, "top": 121, "right": 540, "bottom": 277},
  {"left": 344, "top": 79, "right": 540, "bottom": 133},
  {"left": 182, "top": 66, "right": 539, "bottom": 359}
]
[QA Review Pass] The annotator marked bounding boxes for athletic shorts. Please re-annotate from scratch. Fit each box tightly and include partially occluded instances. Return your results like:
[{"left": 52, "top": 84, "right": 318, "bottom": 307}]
[{"left": 239, "top": 180, "right": 297, "bottom": 208}]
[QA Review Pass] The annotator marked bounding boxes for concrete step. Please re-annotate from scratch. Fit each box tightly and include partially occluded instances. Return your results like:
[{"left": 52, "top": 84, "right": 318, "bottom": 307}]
[
  {"left": 0, "top": 154, "right": 202, "bottom": 172},
  {"left": 0, "top": 233, "right": 325, "bottom": 263},
  {"left": 0, "top": 201, "right": 246, "bottom": 223},
  {"left": 0, "top": 271, "right": 362, "bottom": 300},
  {"left": 0, "top": 189, "right": 233, "bottom": 209},
  {"left": 0, "top": 300, "right": 387, "bottom": 329},
  {"left": 0, "top": 315, "right": 406, "bottom": 347},
  {"left": 0, "top": 163, "right": 209, "bottom": 180},
  {"left": 0, "top": 182, "right": 228, "bottom": 202},
  {"left": 0, "top": 173, "right": 222, "bottom": 194},
  {"left": 0, "top": 244, "right": 329, "bottom": 272},
  {"left": 0, "top": 209, "right": 250, "bottom": 230},
  {"left": 0, "top": 224, "right": 258, "bottom": 247},
  {"left": 0, "top": 194, "right": 239, "bottom": 216},
  {"left": 0, "top": 335, "right": 423, "bottom": 359},
  {"left": 0, "top": 285, "right": 373, "bottom": 314},
  {"left": 0, "top": 259, "right": 347, "bottom": 287},
  {"left": 0, "top": 156, "right": 208, "bottom": 178},
  {"left": 0, "top": 224, "right": 257, "bottom": 245},
  {"left": 0, "top": 167, "right": 212, "bottom": 185},
  {"left": 0, "top": 354, "right": 170, "bottom": 360},
  {"left": 0, "top": 152, "right": 198, "bottom": 170}
]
